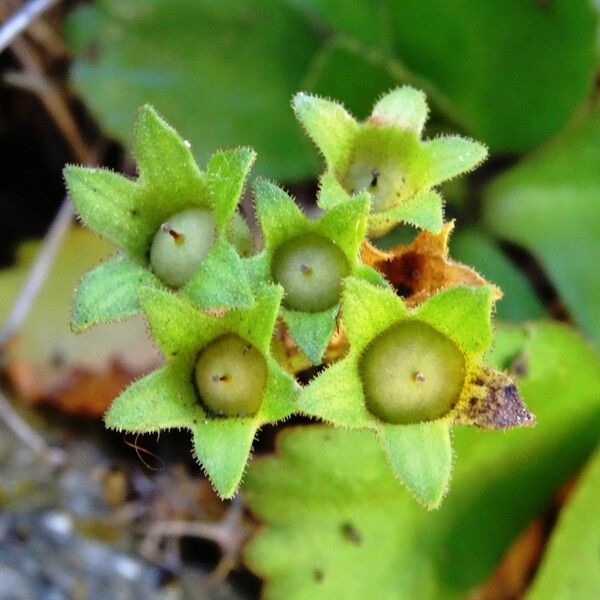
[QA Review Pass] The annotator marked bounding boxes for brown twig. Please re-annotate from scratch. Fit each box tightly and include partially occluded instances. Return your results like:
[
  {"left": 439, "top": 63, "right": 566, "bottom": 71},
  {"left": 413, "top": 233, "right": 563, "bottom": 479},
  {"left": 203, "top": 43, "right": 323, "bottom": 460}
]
[
  {"left": 0, "top": 0, "right": 60, "bottom": 54},
  {"left": 0, "top": 387, "right": 66, "bottom": 465}
]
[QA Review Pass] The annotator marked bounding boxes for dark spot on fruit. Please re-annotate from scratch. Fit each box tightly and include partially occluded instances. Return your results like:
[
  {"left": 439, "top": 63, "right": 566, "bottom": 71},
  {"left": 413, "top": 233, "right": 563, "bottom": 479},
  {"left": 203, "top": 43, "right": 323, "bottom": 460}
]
[
  {"left": 370, "top": 168, "right": 380, "bottom": 188},
  {"left": 313, "top": 569, "right": 324, "bottom": 583},
  {"left": 469, "top": 396, "right": 478, "bottom": 407},
  {"left": 130, "top": 208, "right": 140, "bottom": 217}
]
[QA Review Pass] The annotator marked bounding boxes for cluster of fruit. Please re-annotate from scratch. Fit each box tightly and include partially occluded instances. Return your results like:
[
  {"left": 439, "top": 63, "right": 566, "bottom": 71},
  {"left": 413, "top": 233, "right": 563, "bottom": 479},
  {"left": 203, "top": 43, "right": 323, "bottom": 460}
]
[{"left": 64, "top": 87, "right": 533, "bottom": 507}]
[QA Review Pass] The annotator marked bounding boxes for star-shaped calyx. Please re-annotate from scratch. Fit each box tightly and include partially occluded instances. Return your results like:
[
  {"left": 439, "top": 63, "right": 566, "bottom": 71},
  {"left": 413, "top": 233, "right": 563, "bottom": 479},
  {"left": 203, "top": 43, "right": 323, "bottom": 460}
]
[
  {"left": 293, "top": 86, "right": 487, "bottom": 237},
  {"left": 64, "top": 105, "right": 256, "bottom": 332},
  {"left": 362, "top": 221, "right": 502, "bottom": 306},
  {"left": 104, "top": 284, "right": 296, "bottom": 498},
  {"left": 246, "top": 178, "right": 380, "bottom": 364},
  {"left": 298, "top": 278, "right": 534, "bottom": 508}
]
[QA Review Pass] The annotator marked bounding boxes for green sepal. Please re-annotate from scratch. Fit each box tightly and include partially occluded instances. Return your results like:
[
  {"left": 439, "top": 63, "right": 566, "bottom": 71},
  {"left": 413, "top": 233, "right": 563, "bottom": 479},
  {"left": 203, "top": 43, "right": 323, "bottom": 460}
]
[
  {"left": 367, "top": 189, "right": 444, "bottom": 237},
  {"left": 298, "top": 361, "right": 373, "bottom": 428},
  {"left": 317, "top": 171, "right": 353, "bottom": 210},
  {"left": 226, "top": 211, "right": 253, "bottom": 257},
  {"left": 64, "top": 166, "right": 147, "bottom": 260},
  {"left": 318, "top": 193, "right": 370, "bottom": 257},
  {"left": 206, "top": 147, "right": 256, "bottom": 230},
  {"left": 71, "top": 254, "right": 159, "bottom": 331},
  {"left": 254, "top": 179, "right": 306, "bottom": 250},
  {"left": 191, "top": 418, "right": 257, "bottom": 498},
  {"left": 292, "top": 92, "right": 359, "bottom": 167},
  {"left": 371, "top": 86, "right": 429, "bottom": 135},
  {"left": 353, "top": 264, "right": 391, "bottom": 288},
  {"left": 133, "top": 104, "right": 206, "bottom": 199},
  {"left": 281, "top": 306, "right": 338, "bottom": 365},
  {"left": 341, "top": 277, "right": 408, "bottom": 348},
  {"left": 415, "top": 285, "right": 494, "bottom": 354},
  {"left": 105, "top": 362, "right": 199, "bottom": 432},
  {"left": 423, "top": 136, "right": 488, "bottom": 188},
  {"left": 378, "top": 420, "right": 453, "bottom": 509},
  {"left": 183, "top": 240, "right": 254, "bottom": 310}
]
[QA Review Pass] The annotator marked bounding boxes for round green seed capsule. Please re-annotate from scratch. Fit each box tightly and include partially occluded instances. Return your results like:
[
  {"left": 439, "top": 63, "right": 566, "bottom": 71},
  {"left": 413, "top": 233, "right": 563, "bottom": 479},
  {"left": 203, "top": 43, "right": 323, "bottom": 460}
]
[
  {"left": 342, "top": 159, "right": 408, "bottom": 213},
  {"left": 359, "top": 320, "right": 465, "bottom": 424},
  {"left": 195, "top": 334, "right": 268, "bottom": 417},
  {"left": 150, "top": 208, "right": 217, "bottom": 288},
  {"left": 271, "top": 233, "right": 350, "bottom": 313}
]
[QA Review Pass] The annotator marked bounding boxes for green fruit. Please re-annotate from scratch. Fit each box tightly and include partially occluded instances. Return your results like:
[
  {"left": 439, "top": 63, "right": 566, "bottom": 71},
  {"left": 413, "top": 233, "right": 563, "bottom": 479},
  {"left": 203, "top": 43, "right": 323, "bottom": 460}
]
[
  {"left": 195, "top": 334, "right": 268, "bottom": 417},
  {"left": 271, "top": 233, "right": 350, "bottom": 313},
  {"left": 150, "top": 208, "right": 216, "bottom": 288},
  {"left": 340, "top": 126, "right": 421, "bottom": 213},
  {"left": 359, "top": 320, "right": 465, "bottom": 424}
]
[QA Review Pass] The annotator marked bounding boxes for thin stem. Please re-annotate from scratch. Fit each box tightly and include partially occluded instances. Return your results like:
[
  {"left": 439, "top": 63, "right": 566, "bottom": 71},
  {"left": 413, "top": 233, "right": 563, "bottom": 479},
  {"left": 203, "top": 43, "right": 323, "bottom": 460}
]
[
  {"left": 0, "top": 196, "right": 74, "bottom": 351},
  {"left": 0, "top": 0, "right": 60, "bottom": 54},
  {"left": 0, "top": 388, "right": 66, "bottom": 465},
  {"left": 333, "top": 34, "right": 466, "bottom": 128}
]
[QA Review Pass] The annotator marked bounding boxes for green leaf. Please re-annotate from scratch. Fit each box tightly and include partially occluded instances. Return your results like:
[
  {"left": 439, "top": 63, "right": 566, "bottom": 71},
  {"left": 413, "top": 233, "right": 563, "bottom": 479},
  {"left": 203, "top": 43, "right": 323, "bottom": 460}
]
[
  {"left": 414, "top": 285, "right": 494, "bottom": 355},
  {"left": 64, "top": 166, "right": 147, "bottom": 260},
  {"left": 183, "top": 240, "right": 254, "bottom": 310},
  {"left": 244, "top": 321, "right": 600, "bottom": 599},
  {"left": 71, "top": 254, "right": 159, "bottom": 331},
  {"left": 483, "top": 108, "right": 600, "bottom": 348},
  {"left": 378, "top": 420, "right": 453, "bottom": 509},
  {"left": 281, "top": 306, "right": 338, "bottom": 365},
  {"left": 451, "top": 228, "right": 545, "bottom": 321},
  {"left": 105, "top": 363, "right": 199, "bottom": 432},
  {"left": 422, "top": 136, "right": 487, "bottom": 187},
  {"left": 526, "top": 446, "right": 600, "bottom": 600},
  {"left": 206, "top": 147, "right": 256, "bottom": 230}
]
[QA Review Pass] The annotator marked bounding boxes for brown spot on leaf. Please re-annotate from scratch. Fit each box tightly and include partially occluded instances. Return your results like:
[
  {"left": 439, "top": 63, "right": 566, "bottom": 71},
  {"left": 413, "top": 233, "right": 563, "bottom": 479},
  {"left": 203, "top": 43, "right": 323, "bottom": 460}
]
[
  {"left": 361, "top": 221, "right": 502, "bottom": 307},
  {"left": 341, "top": 522, "right": 362, "bottom": 545}
]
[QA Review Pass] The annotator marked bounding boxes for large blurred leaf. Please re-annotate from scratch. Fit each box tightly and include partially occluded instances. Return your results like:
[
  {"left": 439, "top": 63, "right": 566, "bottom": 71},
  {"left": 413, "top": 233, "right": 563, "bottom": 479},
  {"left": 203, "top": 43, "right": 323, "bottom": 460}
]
[
  {"left": 451, "top": 228, "right": 545, "bottom": 322},
  {"left": 244, "top": 321, "right": 600, "bottom": 599},
  {"left": 483, "top": 108, "right": 600, "bottom": 348},
  {"left": 66, "top": 0, "right": 598, "bottom": 181},
  {"left": 291, "top": 0, "right": 597, "bottom": 151},
  {"left": 65, "top": 0, "right": 320, "bottom": 181},
  {"left": 526, "top": 446, "right": 600, "bottom": 600}
]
